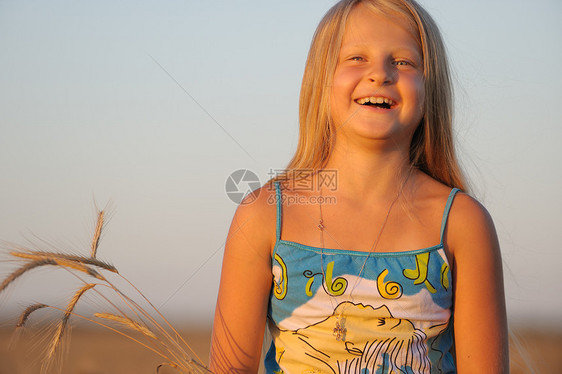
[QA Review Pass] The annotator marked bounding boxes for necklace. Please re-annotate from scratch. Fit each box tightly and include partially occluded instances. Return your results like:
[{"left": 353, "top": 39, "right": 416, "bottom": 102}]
[{"left": 318, "top": 183, "right": 403, "bottom": 342}]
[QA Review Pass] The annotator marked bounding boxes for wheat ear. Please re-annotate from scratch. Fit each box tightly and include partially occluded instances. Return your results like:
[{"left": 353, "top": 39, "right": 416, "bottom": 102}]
[
  {"left": 53, "top": 258, "right": 104, "bottom": 279},
  {"left": 7, "top": 251, "right": 105, "bottom": 280},
  {"left": 16, "top": 303, "right": 49, "bottom": 328},
  {"left": 89, "top": 279, "right": 198, "bottom": 370},
  {"left": 0, "top": 259, "right": 57, "bottom": 294},
  {"left": 44, "top": 305, "right": 180, "bottom": 367},
  {"left": 45, "top": 283, "right": 96, "bottom": 360},
  {"left": 94, "top": 313, "right": 157, "bottom": 339},
  {"left": 10, "top": 250, "right": 118, "bottom": 273},
  {"left": 90, "top": 210, "right": 104, "bottom": 258}
]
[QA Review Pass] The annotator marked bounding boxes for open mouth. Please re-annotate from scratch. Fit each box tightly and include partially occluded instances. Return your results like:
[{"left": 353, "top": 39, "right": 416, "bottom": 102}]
[{"left": 356, "top": 96, "right": 395, "bottom": 109}]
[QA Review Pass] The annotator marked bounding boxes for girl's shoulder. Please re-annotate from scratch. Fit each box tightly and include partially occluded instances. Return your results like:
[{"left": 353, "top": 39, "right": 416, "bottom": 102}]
[
  {"left": 416, "top": 172, "right": 498, "bottom": 261},
  {"left": 447, "top": 191, "right": 497, "bottom": 245},
  {"left": 436, "top": 188, "right": 498, "bottom": 261},
  {"left": 234, "top": 176, "right": 316, "bottom": 227},
  {"left": 231, "top": 182, "right": 278, "bottom": 255},
  {"left": 416, "top": 172, "right": 495, "bottom": 241}
]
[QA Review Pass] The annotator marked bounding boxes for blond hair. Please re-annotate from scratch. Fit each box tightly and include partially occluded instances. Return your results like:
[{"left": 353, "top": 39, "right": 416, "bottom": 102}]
[{"left": 279, "top": 0, "right": 467, "bottom": 190}]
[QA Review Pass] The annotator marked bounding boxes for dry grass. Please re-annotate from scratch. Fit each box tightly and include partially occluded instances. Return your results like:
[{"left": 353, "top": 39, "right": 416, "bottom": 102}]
[
  {"left": 0, "top": 207, "right": 210, "bottom": 373},
  {"left": 0, "top": 327, "right": 212, "bottom": 374}
]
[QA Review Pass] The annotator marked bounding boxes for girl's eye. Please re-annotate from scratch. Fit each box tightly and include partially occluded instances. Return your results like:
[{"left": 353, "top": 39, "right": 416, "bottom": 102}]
[
  {"left": 393, "top": 59, "right": 417, "bottom": 68},
  {"left": 349, "top": 56, "right": 364, "bottom": 61}
]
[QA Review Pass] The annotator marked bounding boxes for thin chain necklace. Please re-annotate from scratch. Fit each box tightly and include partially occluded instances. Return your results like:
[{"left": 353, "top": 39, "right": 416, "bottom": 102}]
[{"left": 318, "top": 182, "right": 404, "bottom": 341}]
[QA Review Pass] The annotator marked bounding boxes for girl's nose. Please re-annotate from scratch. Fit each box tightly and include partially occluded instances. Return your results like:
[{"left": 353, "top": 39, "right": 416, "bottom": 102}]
[{"left": 366, "top": 63, "right": 394, "bottom": 85}]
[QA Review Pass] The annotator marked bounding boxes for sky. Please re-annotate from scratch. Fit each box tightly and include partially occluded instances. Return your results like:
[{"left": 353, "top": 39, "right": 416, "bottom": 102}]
[{"left": 1, "top": 0, "right": 561, "bottom": 329}]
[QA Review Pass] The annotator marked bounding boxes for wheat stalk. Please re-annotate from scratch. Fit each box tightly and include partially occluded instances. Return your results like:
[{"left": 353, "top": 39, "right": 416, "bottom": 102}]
[
  {"left": 115, "top": 274, "right": 204, "bottom": 362},
  {"left": 45, "top": 283, "right": 96, "bottom": 360},
  {"left": 2, "top": 206, "right": 212, "bottom": 373},
  {"left": 95, "top": 312, "right": 157, "bottom": 339},
  {"left": 92, "top": 278, "right": 205, "bottom": 371},
  {"left": 41, "top": 304, "right": 187, "bottom": 368}
]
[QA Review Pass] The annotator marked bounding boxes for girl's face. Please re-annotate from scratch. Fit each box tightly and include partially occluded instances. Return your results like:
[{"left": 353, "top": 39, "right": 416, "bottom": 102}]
[{"left": 330, "top": 5, "right": 425, "bottom": 147}]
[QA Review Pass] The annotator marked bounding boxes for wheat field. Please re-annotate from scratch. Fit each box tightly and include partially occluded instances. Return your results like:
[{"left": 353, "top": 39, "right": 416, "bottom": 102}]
[
  {"left": 0, "top": 327, "right": 210, "bottom": 374},
  {"left": 1, "top": 326, "right": 561, "bottom": 373}
]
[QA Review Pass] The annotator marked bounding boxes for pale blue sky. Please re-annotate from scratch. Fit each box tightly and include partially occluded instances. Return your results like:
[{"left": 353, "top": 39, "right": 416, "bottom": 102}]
[{"left": 1, "top": 0, "right": 561, "bottom": 328}]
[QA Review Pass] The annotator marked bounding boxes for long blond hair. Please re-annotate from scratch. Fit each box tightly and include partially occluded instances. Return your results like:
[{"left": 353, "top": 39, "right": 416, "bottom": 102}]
[{"left": 281, "top": 0, "right": 467, "bottom": 190}]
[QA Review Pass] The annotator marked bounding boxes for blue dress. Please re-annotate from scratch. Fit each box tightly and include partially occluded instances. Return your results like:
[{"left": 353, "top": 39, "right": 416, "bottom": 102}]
[{"left": 265, "top": 182, "right": 459, "bottom": 373}]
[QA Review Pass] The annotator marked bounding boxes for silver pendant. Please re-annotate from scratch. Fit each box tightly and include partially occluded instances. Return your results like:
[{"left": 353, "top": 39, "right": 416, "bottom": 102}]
[{"left": 333, "top": 315, "right": 346, "bottom": 341}]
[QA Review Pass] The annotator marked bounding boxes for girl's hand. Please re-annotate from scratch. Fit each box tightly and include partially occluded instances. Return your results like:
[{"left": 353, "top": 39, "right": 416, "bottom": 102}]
[
  {"left": 209, "top": 186, "right": 276, "bottom": 373},
  {"left": 447, "top": 194, "right": 509, "bottom": 373}
]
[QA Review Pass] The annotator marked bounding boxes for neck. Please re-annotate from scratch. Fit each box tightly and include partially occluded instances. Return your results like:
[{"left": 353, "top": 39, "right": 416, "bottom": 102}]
[{"left": 323, "top": 138, "right": 414, "bottom": 200}]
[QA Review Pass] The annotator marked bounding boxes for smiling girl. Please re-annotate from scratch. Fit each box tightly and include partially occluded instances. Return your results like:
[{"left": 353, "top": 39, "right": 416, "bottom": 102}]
[{"left": 210, "top": 0, "right": 508, "bottom": 373}]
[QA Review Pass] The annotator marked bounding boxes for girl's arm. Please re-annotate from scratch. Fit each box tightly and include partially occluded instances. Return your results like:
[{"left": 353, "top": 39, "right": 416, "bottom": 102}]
[
  {"left": 448, "top": 194, "right": 509, "bottom": 373},
  {"left": 209, "top": 188, "right": 275, "bottom": 373}
]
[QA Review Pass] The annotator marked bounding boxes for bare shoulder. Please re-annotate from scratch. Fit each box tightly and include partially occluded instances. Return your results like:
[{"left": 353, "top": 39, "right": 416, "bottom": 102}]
[
  {"left": 412, "top": 172, "right": 499, "bottom": 259},
  {"left": 229, "top": 183, "right": 278, "bottom": 258},
  {"left": 447, "top": 193, "right": 496, "bottom": 239},
  {"left": 235, "top": 182, "right": 277, "bottom": 221},
  {"left": 415, "top": 171, "right": 495, "bottom": 237},
  {"left": 445, "top": 192, "right": 500, "bottom": 263}
]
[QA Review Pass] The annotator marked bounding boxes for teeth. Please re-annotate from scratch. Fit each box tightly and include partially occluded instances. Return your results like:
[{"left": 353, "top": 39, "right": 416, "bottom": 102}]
[{"left": 356, "top": 97, "right": 395, "bottom": 106}]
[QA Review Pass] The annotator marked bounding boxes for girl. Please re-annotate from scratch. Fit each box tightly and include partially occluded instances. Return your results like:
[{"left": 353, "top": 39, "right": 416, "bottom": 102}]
[{"left": 210, "top": 0, "right": 508, "bottom": 373}]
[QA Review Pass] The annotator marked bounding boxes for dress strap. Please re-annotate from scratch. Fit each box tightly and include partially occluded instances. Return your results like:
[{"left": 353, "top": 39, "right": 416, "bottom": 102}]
[
  {"left": 274, "top": 181, "right": 282, "bottom": 243},
  {"left": 439, "top": 188, "right": 461, "bottom": 245}
]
